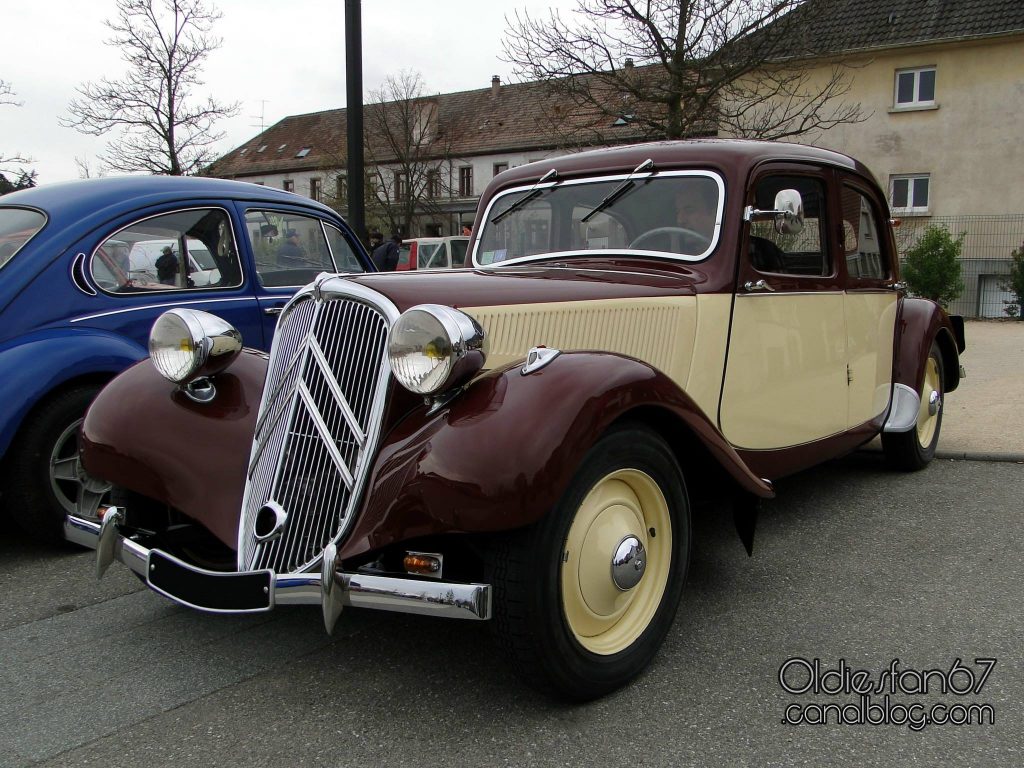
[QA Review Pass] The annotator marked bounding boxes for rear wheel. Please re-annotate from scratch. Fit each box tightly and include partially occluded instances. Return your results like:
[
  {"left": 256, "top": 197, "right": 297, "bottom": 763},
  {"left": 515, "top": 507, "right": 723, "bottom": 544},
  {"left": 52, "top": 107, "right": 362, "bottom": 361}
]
[
  {"left": 883, "top": 341, "right": 944, "bottom": 471},
  {"left": 5, "top": 386, "right": 110, "bottom": 542},
  {"left": 488, "top": 423, "right": 690, "bottom": 700}
]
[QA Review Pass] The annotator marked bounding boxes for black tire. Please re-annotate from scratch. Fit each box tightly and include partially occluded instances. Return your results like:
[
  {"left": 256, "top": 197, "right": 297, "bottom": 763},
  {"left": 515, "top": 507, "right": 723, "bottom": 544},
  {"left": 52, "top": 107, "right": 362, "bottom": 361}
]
[
  {"left": 882, "top": 341, "right": 945, "bottom": 471},
  {"left": 5, "top": 386, "right": 104, "bottom": 542},
  {"left": 487, "top": 423, "right": 690, "bottom": 701}
]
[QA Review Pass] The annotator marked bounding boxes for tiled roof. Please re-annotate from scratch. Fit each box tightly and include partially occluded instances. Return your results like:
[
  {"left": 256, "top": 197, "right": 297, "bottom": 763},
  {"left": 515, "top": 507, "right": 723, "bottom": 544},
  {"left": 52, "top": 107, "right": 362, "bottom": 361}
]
[
  {"left": 774, "top": 0, "right": 1024, "bottom": 58},
  {"left": 207, "top": 78, "right": 647, "bottom": 179},
  {"left": 208, "top": 1, "right": 1024, "bottom": 178}
]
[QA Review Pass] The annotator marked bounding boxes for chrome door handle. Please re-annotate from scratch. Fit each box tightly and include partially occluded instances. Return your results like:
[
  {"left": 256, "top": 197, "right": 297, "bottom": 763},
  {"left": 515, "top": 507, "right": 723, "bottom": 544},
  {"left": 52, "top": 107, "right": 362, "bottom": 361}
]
[
  {"left": 264, "top": 306, "right": 283, "bottom": 316},
  {"left": 743, "top": 279, "right": 775, "bottom": 292},
  {"left": 885, "top": 281, "right": 907, "bottom": 291}
]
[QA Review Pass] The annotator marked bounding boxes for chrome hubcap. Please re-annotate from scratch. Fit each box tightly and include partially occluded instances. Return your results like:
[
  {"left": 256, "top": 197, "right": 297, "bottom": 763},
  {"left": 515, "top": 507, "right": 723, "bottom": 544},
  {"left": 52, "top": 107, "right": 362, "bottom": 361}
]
[
  {"left": 50, "top": 417, "right": 111, "bottom": 519},
  {"left": 928, "top": 390, "right": 941, "bottom": 416},
  {"left": 611, "top": 535, "right": 646, "bottom": 591}
]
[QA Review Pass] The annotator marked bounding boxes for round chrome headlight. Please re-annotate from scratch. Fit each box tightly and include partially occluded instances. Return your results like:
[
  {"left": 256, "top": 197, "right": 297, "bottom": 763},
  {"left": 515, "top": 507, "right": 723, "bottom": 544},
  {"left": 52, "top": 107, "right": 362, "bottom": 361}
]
[
  {"left": 149, "top": 308, "right": 243, "bottom": 384},
  {"left": 388, "top": 304, "right": 486, "bottom": 396}
]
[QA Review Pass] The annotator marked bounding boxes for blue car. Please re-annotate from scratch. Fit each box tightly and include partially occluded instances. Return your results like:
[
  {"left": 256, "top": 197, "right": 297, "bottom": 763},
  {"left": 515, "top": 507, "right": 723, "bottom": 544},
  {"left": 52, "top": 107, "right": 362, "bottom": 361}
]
[{"left": 0, "top": 176, "right": 371, "bottom": 541}]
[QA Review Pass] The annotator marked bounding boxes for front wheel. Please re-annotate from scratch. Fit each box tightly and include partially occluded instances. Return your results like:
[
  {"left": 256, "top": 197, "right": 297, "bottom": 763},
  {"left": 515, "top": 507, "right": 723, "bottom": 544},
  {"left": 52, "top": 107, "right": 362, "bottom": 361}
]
[
  {"left": 488, "top": 423, "right": 690, "bottom": 700},
  {"left": 882, "top": 341, "right": 945, "bottom": 471}
]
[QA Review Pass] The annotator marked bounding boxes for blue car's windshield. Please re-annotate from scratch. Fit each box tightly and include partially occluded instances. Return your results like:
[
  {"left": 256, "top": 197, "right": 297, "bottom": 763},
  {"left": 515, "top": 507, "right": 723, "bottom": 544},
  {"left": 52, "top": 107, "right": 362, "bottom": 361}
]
[{"left": 0, "top": 208, "right": 46, "bottom": 270}]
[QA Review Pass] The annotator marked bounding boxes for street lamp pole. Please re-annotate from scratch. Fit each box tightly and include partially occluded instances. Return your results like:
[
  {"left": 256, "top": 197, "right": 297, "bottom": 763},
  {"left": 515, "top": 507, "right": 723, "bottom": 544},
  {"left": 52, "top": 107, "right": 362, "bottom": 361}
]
[{"left": 345, "top": 0, "right": 365, "bottom": 244}]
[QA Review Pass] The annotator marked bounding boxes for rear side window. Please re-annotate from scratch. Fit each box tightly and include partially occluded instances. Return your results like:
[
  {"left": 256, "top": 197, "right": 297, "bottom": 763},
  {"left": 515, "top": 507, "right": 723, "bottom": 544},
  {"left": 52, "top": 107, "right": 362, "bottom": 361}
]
[
  {"left": 841, "top": 185, "right": 890, "bottom": 280},
  {"left": 0, "top": 208, "right": 47, "bottom": 270},
  {"left": 91, "top": 208, "right": 242, "bottom": 294}
]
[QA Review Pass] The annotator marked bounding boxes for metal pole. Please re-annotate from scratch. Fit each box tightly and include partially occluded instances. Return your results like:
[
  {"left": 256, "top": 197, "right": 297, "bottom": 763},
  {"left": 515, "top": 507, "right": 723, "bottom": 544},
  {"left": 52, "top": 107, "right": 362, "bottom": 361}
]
[{"left": 345, "top": 0, "right": 365, "bottom": 244}]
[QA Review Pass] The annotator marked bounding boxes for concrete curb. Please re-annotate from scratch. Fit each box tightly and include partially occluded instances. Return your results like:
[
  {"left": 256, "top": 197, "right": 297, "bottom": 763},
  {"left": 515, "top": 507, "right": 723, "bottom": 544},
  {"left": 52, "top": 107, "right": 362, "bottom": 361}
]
[{"left": 859, "top": 445, "right": 1024, "bottom": 463}]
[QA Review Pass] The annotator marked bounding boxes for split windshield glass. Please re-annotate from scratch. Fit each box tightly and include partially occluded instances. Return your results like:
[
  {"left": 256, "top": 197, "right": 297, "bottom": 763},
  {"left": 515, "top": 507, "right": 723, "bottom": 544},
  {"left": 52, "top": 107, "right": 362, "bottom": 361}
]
[{"left": 476, "top": 172, "right": 722, "bottom": 266}]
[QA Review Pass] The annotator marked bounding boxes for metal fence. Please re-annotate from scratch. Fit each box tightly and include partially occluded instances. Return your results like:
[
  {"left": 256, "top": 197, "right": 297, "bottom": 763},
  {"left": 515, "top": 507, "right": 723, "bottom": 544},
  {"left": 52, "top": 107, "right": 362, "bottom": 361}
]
[{"left": 893, "top": 215, "right": 1024, "bottom": 318}]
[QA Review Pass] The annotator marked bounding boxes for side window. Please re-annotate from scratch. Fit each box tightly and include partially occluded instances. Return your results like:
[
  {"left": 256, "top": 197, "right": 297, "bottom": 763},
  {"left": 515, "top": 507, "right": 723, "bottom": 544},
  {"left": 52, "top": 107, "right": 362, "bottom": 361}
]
[
  {"left": 749, "top": 176, "right": 830, "bottom": 277},
  {"left": 841, "top": 186, "right": 890, "bottom": 281},
  {"left": 92, "top": 208, "right": 242, "bottom": 294},
  {"left": 420, "top": 243, "right": 445, "bottom": 269},
  {"left": 245, "top": 210, "right": 338, "bottom": 287},
  {"left": 323, "top": 224, "right": 365, "bottom": 273},
  {"left": 450, "top": 238, "right": 468, "bottom": 267}
]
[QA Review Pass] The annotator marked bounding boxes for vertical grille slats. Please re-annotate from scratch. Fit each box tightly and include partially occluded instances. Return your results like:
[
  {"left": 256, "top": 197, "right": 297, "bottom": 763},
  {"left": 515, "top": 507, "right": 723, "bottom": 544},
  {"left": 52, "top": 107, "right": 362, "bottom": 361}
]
[{"left": 241, "top": 293, "right": 390, "bottom": 573}]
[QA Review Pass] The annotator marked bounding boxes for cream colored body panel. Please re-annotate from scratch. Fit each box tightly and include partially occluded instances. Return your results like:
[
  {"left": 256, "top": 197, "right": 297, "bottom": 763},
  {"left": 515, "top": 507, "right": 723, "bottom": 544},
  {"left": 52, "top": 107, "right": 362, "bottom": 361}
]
[
  {"left": 845, "top": 292, "right": 898, "bottom": 428},
  {"left": 720, "top": 293, "right": 848, "bottom": 450},
  {"left": 462, "top": 294, "right": 734, "bottom": 420}
]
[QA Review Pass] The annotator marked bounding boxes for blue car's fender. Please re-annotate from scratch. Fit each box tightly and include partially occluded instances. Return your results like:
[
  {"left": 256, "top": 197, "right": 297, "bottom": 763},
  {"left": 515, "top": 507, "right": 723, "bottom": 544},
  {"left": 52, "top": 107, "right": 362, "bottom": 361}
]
[{"left": 0, "top": 328, "right": 147, "bottom": 457}]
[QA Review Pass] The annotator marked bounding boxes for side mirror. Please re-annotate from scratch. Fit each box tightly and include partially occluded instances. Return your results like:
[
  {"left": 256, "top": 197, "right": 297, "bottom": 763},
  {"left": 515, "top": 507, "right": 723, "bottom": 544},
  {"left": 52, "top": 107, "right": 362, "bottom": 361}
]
[
  {"left": 744, "top": 189, "right": 805, "bottom": 235},
  {"left": 772, "top": 189, "right": 804, "bottom": 235}
]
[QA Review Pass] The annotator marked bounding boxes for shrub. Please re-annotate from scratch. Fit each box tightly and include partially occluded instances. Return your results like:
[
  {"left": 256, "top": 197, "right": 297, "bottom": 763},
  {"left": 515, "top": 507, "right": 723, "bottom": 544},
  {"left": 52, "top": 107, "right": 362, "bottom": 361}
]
[
  {"left": 902, "top": 225, "right": 965, "bottom": 307},
  {"left": 1004, "top": 243, "right": 1024, "bottom": 319}
]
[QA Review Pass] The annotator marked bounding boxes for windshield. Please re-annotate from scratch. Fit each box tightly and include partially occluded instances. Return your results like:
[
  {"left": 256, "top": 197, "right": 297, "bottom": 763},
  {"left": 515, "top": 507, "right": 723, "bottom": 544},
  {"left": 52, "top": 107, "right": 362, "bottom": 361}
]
[
  {"left": 476, "top": 172, "right": 722, "bottom": 266},
  {"left": 0, "top": 208, "right": 47, "bottom": 270}
]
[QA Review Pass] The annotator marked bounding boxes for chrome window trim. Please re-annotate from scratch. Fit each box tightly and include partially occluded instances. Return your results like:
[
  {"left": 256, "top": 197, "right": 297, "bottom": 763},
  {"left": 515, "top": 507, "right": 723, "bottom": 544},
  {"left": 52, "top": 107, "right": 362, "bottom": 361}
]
[
  {"left": 88, "top": 205, "right": 245, "bottom": 296},
  {"left": 472, "top": 169, "right": 726, "bottom": 269},
  {"left": 238, "top": 276, "right": 400, "bottom": 573}
]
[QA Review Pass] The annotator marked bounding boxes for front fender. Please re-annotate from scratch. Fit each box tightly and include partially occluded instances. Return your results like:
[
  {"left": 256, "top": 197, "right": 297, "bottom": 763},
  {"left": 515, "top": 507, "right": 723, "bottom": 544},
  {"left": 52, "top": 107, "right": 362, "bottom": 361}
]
[
  {"left": 894, "top": 298, "right": 962, "bottom": 394},
  {"left": 340, "top": 351, "right": 772, "bottom": 560},
  {"left": 0, "top": 328, "right": 148, "bottom": 457},
  {"left": 80, "top": 350, "right": 268, "bottom": 548}
]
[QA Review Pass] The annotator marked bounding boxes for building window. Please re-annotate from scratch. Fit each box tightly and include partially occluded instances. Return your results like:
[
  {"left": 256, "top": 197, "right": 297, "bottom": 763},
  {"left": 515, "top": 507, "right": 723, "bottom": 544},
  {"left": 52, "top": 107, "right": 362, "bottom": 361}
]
[
  {"left": 283, "top": 179, "right": 294, "bottom": 192},
  {"left": 459, "top": 166, "right": 473, "bottom": 197},
  {"left": 335, "top": 174, "right": 346, "bottom": 200},
  {"left": 890, "top": 174, "right": 930, "bottom": 214},
  {"left": 894, "top": 67, "right": 936, "bottom": 108},
  {"left": 493, "top": 162, "right": 508, "bottom": 177},
  {"left": 394, "top": 171, "right": 407, "bottom": 201},
  {"left": 310, "top": 178, "right": 321, "bottom": 201},
  {"left": 426, "top": 169, "right": 440, "bottom": 198}
]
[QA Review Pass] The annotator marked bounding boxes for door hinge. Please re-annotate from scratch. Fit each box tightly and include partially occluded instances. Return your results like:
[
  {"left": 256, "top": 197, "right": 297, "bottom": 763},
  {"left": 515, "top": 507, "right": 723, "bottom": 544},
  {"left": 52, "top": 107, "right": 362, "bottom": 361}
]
[{"left": 847, "top": 365, "right": 853, "bottom": 385}]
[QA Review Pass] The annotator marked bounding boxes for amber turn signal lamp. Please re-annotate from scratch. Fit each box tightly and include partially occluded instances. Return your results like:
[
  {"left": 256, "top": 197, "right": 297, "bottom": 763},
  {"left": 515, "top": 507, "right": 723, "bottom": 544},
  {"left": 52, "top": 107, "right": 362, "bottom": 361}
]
[{"left": 403, "top": 553, "right": 441, "bottom": 576}]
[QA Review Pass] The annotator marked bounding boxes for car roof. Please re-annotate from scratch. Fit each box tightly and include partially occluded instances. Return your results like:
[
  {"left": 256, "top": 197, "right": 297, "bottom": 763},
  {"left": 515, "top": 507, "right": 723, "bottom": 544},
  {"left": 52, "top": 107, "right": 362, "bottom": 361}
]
[
  {"left": 492, "top": 139, "right": 864, "bottom": 188},
  {"left": 0, "top": 175, "right": 335, "bottom": 226}
]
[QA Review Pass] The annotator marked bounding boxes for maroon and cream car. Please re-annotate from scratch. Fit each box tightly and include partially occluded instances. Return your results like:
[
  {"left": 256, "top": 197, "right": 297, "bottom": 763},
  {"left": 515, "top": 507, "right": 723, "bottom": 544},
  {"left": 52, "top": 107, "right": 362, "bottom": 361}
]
[{"left": 67, "top": 140, "right": 964, "bottom": 700}]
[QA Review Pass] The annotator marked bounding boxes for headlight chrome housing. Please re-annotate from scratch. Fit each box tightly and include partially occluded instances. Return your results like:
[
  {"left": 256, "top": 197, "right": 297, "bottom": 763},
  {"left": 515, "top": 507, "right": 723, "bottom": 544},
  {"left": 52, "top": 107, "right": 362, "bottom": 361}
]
[
  {"left": 149, "top": 308, "right": 243, "bottom": 385},
  {"left": 388, "top": 304, "right": 486, "bottom": 396}
]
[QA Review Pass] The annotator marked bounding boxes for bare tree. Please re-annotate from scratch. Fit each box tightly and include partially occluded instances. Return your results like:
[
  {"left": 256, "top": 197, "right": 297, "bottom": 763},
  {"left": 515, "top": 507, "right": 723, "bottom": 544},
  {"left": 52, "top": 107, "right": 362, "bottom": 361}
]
[
  {"left": 62, "top": 0, "right": 239, "bottom": 175},
  {"left": 502, "top": 0, "right": 865, "bottom": 145},
  {"left": 0, "top": 79, "right": 33, "bottom": 176},
  {"left": 364, "top": 71, "right": 460, "bottom": 236}
]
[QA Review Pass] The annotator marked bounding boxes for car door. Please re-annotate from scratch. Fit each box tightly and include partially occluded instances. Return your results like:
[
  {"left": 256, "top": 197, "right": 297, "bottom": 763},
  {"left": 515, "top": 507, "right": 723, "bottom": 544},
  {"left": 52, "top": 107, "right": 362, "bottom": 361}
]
[
  {"left": 720, "top": 168, "right": 848, "bottom": 450},
  {"left": 239, "top": 206, "right": 366, "bottom": 344},
  {"left": 839, "top": 178, "right": 899, "bottom": 429}
]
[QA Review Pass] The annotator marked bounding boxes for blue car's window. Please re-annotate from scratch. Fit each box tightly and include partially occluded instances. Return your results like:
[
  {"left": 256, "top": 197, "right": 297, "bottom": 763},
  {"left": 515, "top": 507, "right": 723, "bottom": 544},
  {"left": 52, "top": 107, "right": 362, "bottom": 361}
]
[
  {"left": 91, "top": 208, "right": 243, "bottom": 294},
  {"left": 323, "top": 223, "right": 366, "bottom": 273},
  {"left": 0, "top": 208, "right": 46, "bottom": 270},
  {"left": 245, "top": 209, "right": 363, "bottom": 287}
]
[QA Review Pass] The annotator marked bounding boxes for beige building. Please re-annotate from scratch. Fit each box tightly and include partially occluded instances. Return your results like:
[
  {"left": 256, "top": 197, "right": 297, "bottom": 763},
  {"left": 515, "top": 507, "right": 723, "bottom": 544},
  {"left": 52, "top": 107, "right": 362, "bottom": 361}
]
[{"left": 752, "top": 0, "right": 1024, "bottom": 316}]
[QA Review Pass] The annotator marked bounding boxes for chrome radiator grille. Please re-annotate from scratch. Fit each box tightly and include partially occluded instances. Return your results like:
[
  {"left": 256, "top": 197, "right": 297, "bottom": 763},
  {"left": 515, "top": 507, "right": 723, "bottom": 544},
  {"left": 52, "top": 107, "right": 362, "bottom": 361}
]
[{"left": 240, "top": 289, "right": 391, "bottom": 573}]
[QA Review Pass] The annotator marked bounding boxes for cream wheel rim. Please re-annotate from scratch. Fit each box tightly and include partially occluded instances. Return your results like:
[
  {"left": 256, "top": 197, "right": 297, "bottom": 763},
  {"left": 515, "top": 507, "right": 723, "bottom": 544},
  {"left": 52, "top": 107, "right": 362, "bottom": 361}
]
[
  {"left": 560, "top": 468, "right": 672, "bottom": 655},
  {"left": 917, "top": 356, "right": 941, "bottom": 448}
]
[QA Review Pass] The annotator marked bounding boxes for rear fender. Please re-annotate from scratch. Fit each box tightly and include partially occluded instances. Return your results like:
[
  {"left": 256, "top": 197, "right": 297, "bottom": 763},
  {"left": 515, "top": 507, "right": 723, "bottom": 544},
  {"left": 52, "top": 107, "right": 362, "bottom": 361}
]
[
  {"left": 894, "top": 298, "right": 962, "bottom": 394},
  {"left": 340, "top": 351, "right": 773, "bottom": 560},
  {"left": 0, "top": 329, "right": 147, "bottom": 457}
]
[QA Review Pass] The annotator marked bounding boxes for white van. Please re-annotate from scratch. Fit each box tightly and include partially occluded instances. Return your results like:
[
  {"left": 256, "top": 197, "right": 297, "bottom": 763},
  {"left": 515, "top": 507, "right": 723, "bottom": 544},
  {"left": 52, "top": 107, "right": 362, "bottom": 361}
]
[{"left": 128, "top": 238, "right": 221, "bottom": 287}]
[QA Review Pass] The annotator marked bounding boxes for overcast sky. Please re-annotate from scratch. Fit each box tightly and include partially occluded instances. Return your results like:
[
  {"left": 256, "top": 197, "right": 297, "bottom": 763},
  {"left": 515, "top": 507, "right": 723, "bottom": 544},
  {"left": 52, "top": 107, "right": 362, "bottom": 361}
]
[{"left": 2, "top": 0, "right": 579, "bottom": 185}]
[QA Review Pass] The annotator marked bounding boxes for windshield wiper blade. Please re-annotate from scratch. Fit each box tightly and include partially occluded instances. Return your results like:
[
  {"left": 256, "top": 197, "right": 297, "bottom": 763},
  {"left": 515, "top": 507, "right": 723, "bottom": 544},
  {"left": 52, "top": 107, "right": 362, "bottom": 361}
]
[
  {"left": 580, "top": 158, "right": 656, "bottom": 223},
  {"left": 490, "top": 168, "right": 558, "bottom": 225}
]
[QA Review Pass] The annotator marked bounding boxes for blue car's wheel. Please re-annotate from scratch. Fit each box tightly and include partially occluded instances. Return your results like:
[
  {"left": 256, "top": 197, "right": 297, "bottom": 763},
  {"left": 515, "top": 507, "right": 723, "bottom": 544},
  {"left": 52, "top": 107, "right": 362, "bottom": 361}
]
[{"left": 6, "top": 386, "right": 110, "bottom": 542}]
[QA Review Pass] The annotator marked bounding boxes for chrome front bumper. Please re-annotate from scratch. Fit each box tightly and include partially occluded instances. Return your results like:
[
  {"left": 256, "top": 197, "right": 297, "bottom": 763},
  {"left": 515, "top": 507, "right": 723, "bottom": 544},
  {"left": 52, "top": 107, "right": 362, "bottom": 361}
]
[{"left": 65, "top": 511, "right": 491, "bottom": 630}]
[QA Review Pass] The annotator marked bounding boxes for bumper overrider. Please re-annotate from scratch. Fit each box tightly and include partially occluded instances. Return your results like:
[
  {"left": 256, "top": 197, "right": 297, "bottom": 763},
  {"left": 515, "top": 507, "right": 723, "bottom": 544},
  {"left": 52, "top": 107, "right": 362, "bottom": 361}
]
[{"left": 65, "top": 511, "right": 492, "bottom": 631}]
